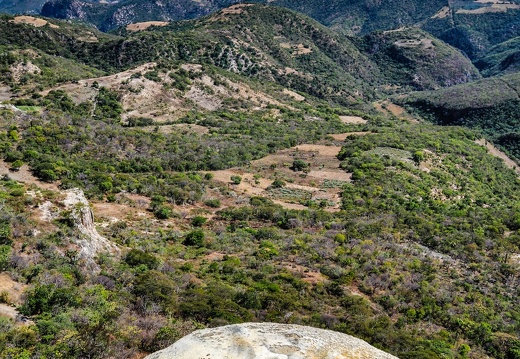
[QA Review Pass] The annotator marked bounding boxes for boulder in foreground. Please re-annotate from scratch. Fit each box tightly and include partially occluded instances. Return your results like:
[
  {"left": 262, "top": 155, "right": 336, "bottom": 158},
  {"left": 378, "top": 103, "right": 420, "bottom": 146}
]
[{"left": 145, "top": 322, "right": 399, "bottom": 359}]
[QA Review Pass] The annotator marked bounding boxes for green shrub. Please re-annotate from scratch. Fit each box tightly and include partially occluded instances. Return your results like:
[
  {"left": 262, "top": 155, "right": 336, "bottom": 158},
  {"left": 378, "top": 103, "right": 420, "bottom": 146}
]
[
  {"left": 204, "top": 199, "right": 221, "bottom": 208},
  {"left": 230, "top": 175, "right": 242, "bottom": 185},
  {"left": 184, "top": 229, "right": 205, "bottom": 247},
  {"left": 125, "top": 249, "right": 159, "bottom": 270},
  {"left": 191, "top": 216, "right": 207, "bottom": 227}
]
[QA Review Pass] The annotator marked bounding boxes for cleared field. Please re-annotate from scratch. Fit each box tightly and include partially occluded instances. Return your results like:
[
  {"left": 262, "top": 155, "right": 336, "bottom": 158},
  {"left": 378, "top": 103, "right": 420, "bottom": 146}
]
[{"left": 126, "top": 21, "right": 169, "bottom": 31}]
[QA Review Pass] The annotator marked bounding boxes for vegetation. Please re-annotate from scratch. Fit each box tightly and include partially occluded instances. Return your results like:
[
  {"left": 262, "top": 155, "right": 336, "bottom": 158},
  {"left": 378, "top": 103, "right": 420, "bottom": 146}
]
[
  {"left": 400, "top": 72, "right": 520, "bottom": 161},
  {"left": 0, "top": 3, "right": 519, "bottom": 359}
]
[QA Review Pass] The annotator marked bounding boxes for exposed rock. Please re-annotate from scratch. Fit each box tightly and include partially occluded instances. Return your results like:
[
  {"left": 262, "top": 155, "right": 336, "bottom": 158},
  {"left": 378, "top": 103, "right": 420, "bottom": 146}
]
[
  {"left": 63, "top": 188, "right": 119, "bottom": 271},
  {"left": 145, "top": 322, "right": 399, "bottom": 359}
]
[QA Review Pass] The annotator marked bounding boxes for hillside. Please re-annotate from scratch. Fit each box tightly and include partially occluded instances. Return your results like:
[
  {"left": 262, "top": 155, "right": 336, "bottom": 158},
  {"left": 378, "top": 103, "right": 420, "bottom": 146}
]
[
  {"left": 474, "top": 36, "right": 520, "bottom": 76},
  {"left": 1, "top": 100, "right": 520, "bottom": 358},
  {"left": 0, "top": 3, "right": 520, "bottom": 359},
  {"left": 399, "top": 72, "right": 520, "bottom": 162},
  {"left": 356, "top": 27, "right": 480, "bottom": 91},
  {"left": 0, "top": 6, "right": 484, "bottom": 107}
]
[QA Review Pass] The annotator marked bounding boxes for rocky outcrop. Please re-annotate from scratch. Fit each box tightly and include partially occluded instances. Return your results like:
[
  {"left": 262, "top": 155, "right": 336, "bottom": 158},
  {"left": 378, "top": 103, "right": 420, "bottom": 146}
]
[
  {"left": 145, "top": 322, "right": 399, "bottom": 359},
  {"left": 63, "top": 188, "right": 119, "bottom": 271}
]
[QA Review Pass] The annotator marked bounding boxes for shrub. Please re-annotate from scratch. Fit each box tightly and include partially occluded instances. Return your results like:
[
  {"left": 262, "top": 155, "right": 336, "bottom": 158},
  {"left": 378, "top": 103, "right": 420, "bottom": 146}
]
[
  {"left": 125, "top": 249, "right": 159, "bottom": 270},
  {"left": 191, "top": 216, "right": 208, "bottom": 227},
  {"left": 271, "top": 179, "right": 286, "bottom": 188},
  {"left": 204, "top": 199, "right": 221, "bottom": 208},
  {"left": 291, "top": 159, "right": 309, "bottom": 171},
  {"left": 184, "top": 229, "right": 205, "bottom": 247},
  {"left": 230, "top": 175, "right": 242, "bottom": 185}
]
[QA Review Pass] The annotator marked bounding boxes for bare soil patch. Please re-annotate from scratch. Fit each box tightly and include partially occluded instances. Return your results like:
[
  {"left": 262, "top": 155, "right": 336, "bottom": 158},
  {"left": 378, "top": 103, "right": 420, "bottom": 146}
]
[
  {"left": 394, "top": 38, "right": 433, "bottom": 49},
  {"left": 282, "top": 88, "right": 305, "bottom": 101},
  {"left": 475, "top": 139, "right": 520, "bottom": 174},
  {"left": 0, "top": 86, "right": 11, "bottom": 102},
  {"left": 126, "top": 21, "right": 169, "bottom": 31},
  {"left": 210, "top": 140, "right": 352, "bottom": 211},
  {"left": 282, "top": 262, "right": 326, "bottom": 285},
  {"left": 307, "top": 170, "right": 352, "bottom": 182},
  {"left": 339, "top": 115, "right": 367, "bottom": 124},
  {"left": 294, "top": 144, "right": 342, "bottom": 157},
  {"left": 294, "top": 44, "right": 312, "bottom": 55},
  {"left": 11, "top": 16, "right": 59, "bottom": 28},
  {"left": 329, "top": 132, "right": 371, "bottom": 141},
  {"left": 456, "top": 3, "right": 520, "bottom": 13},
  {"left": 432, "top": 6, "right": 451, "bottom": 18},
  {"left": 0, "top": 273, "right": 26, "bottom": 305},
  {"left": 0, "top": 160, "right": 59, "bottom": 191},
  {"left": 374, "top": 100, "right": 418, "bottom": 123},
  {"left": 10, "top": 61, "right": 41, "bottom": 83}
]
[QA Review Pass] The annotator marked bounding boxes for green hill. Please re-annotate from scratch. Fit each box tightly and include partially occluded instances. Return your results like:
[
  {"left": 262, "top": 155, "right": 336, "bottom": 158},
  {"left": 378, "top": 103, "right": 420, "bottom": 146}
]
[
  {"left": 474, "top": 37, "right": 520, "bottom": 77},
  {"left": 399, "top": 72, "right": 520, "bottom": 161}
]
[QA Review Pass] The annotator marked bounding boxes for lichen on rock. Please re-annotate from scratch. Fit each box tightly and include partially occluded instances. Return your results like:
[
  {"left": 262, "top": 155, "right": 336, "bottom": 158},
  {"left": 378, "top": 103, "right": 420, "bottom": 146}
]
[{"left": 145, "top": 322, "right": 399, "bottom": 359}]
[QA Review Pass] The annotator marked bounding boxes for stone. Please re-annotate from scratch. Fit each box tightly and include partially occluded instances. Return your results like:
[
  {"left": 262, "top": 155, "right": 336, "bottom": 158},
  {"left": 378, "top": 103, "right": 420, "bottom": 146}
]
[{"left": 145, "top": 322, "right": 399, "bottom": 359}]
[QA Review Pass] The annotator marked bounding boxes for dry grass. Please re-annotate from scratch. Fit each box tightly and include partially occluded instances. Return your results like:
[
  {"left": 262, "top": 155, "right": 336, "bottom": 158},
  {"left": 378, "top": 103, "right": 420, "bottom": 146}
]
[
  {"left": 339, "top": 116, "right": 367, "bottom": 124},
  {"left": 126, "top": 21, "right": 169, "bottom": 31},
  {"left": 475, "top": 139, "right": 520, "bottom": 175},
  {"left": 456, "top": 3, "right": 520, "bottom": 14},
  {"left": 11, "top": 16, "right": 59, "bottom": 28},
  {"left": 431, "top": 6, "right": 451, "bottom": 18}
]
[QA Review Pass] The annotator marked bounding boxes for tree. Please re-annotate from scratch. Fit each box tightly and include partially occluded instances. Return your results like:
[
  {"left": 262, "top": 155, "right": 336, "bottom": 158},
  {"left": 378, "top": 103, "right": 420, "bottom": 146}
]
[
  {"left": 184, "top": 229, "right": 205, "bottom": 247},
  {"left": 291, "top": 159, "right": 309, "bottom": 171},
  {"left": 231, "top": 175, "right": 242, "bottom": 185}
]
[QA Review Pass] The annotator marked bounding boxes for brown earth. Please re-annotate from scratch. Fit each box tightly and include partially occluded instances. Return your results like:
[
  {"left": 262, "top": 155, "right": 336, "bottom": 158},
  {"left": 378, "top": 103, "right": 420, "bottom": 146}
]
[
  {"left": 11, "top": 16, "right": 59, "bottom": 28},
  {"left": 339, "top": 116, "right": 367, "bottom": 124},
  {"left": 0, "top": 160, "right": 59, "bottom": 191},
  {"left": 475, "top": 139, "right": 520, "bottom": 175},
  {"left": 126, "top": 21, "right": 169, "bottom": 31},
  {"left": 374, "top": 100, "right": 419, "bottom": 123},
  {"left": 328, "top": 132, "right": 371, "bottom": 141}
]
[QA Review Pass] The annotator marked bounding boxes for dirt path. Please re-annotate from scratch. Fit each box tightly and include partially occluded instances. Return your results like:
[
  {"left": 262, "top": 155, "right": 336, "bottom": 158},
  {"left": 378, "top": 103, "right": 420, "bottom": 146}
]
[{"left": 475, "top": 139, "right": 520, "bottom": 175}]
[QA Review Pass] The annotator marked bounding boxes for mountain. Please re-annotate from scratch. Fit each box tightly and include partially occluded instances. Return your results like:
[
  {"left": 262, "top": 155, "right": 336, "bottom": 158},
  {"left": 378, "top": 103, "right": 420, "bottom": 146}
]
[
  {"left": 0, "top": 6, "right": 480, "bottom": 107},
  {"left": 39, "top": 0, "right": 239, "bottom": 31},
  {"left": 1, "top": 4, "right": 520, "bottom": 359},
  {"left": 0, "top": 0, "right": 48, "bottom": 14},
  {"left": 356, "top": 27, "right": 480, "bottom": 91}
]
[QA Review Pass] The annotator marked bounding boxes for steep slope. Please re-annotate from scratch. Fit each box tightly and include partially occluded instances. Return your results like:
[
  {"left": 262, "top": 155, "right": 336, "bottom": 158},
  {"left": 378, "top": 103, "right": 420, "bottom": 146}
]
[
  {"left": 399, "top": 72, "right": 520, "bottom": 162},
  {"left": 0, "top": 0, "right": 48, "bottom": 14},
  {"left": 356, "top": 27, "right": 480, "bottom": 91},
  {"left": 40, "top": 0, "right": 239, "bottom": 31},
  {"left": 474, "top": 36, "right": 520, "bottom": 76},
  {"left": 422, "top": 0, "right": 520, "bottom": 59}
]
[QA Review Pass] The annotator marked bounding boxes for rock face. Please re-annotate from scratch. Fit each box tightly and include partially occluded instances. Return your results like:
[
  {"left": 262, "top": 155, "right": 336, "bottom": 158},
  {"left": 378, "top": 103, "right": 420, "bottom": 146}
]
[
  {"left": 63, "top": 188, "right": 119, "bottom": 271},
  {"left": 145, "top": 322, "right": 399, "bottom": 359}
]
